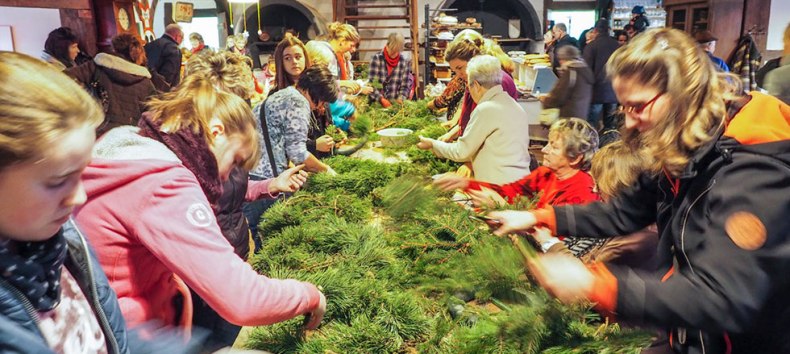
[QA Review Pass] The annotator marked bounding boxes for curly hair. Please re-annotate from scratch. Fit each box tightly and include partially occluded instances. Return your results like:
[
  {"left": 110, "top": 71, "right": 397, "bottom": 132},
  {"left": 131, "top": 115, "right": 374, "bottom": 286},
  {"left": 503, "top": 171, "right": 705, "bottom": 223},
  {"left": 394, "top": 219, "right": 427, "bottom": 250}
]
[
  {"left": 111, "top": 33, "right": 144, "bottom": 64},
  {"left": 549, "top": 118, "right": 599, "bottom": 171},
  {"left": 185, "top": 51, "right": 255, "bottom": 99},
  {"left": 606, "top": 28, "right": 740, "bottom": 176}
]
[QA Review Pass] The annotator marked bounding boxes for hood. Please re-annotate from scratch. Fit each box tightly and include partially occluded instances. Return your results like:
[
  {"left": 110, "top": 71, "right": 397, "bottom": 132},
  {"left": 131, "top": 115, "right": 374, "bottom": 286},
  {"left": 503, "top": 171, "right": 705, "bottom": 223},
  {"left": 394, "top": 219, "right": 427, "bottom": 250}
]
[
  {"left": 724, "top": 92, "right": 790, "bottom": 145},
  {"left": 721, "top": 91, "right": 790, "bottom": 164},
  {"left": 83, "top": 126, "right": 184, "bottom": 198},
  {"left": 566, "top": 60, "right": 595, "bottom": 84},
  {"left": 94, "top": 53, "right": 151, "bottom": 85}
]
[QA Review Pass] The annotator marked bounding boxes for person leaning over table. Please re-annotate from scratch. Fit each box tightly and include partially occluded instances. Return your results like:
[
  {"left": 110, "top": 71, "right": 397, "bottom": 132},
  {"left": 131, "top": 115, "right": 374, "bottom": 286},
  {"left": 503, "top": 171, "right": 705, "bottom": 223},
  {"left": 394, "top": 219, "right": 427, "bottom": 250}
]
[
  {"left": 434, "top": 118, "right": 598, "bottom": 209},
  {"left": 487, "top": 28, "right": 790, "bottom": 354},
  {"left": 417, "top": 55, "right": 531, "bottom": 185},
  {"left": 530, "top": 140, "right": 659, "bottom": 269}
]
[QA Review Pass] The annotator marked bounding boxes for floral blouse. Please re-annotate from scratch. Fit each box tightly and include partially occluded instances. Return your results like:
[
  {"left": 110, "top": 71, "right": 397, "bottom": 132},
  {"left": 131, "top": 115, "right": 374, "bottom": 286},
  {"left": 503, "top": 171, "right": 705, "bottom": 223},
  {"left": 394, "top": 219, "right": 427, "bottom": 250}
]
[{"left": 250, "top": 86, "right": 311, "bottom": 179}]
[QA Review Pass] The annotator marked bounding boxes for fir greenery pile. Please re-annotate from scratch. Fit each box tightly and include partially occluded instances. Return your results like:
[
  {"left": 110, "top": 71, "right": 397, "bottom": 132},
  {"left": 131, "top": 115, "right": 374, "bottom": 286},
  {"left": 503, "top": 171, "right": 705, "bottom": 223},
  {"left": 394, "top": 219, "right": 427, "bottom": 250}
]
[{"left": 243, "top": 100, "right": 653, "bottom": 353}]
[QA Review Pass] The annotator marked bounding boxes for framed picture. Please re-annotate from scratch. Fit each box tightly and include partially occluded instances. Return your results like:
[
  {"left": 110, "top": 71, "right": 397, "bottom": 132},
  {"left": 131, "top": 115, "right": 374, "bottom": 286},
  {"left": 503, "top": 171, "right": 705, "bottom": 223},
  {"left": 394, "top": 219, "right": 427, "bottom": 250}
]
[
  {"left": 0, "top": 26, "right": 13, "bottom": 51},
  {"left": 173, "top": 2, "right": 194, "bottom": 23},
  {"left": 113, "top": 1, "right": 134, "bottom": 34}
]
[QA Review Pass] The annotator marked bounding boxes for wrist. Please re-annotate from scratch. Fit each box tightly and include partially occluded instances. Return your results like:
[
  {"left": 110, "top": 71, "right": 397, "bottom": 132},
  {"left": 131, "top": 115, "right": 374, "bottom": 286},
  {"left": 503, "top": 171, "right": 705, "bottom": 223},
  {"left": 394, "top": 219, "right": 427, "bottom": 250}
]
[{"left": 539, "top": 238, "right": 561, "bottom": 253}]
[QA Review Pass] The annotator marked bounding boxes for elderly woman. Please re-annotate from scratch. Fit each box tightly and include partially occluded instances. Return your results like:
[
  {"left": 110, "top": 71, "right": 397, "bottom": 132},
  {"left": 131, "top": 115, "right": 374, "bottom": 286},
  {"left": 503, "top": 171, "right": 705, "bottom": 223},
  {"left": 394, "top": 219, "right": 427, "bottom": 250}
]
[
  {"left": 530, "top": 141, "right": 658, "bottom": 266},
  {"left": 490, "top": 28, "right": 790, "bottom": 353},
  {"left": 417, "top": 55, "right": 531, "bottom": 184},
  {"left": 189, "top": 32, "right": 211, "bottom": 55},
  {"left": 368, "top": 33, "right": 412, "bottom": 107},
  {"left": 540, "top": 45, "right": 594, "bottom": 120},
  {"left": 434, "top": 117, "right": 598, "bottom": 209}
]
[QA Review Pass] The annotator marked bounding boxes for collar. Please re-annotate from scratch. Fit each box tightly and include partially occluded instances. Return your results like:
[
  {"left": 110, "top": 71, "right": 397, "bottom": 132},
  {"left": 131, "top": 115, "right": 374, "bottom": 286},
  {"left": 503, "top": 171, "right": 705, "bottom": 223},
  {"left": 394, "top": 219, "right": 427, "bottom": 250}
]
[
  {"left": 94, "top": 53, "right": 151, "bottom": 78},
  {"left": 478, "top": 84, "right": 505, "bottom": 104}
]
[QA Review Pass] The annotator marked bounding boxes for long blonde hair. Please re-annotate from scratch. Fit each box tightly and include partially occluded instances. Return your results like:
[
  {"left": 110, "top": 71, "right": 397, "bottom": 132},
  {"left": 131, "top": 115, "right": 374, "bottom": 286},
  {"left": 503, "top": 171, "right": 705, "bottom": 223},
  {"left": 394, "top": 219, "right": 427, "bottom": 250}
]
[
  {"left": 145, "top": 75, "right": 260, "bottom": 170},
  {"left": 185, "top": 51, "right": 255, "bottom": 99},
  {"left": 607, "top": 28, "right": 738, "bottom": 176},
  {"left": 327, "top": 22, "right": 359, "bottom": 43},
  {"left": 0, "top": 52, "right": 102, "bottom": 168}
]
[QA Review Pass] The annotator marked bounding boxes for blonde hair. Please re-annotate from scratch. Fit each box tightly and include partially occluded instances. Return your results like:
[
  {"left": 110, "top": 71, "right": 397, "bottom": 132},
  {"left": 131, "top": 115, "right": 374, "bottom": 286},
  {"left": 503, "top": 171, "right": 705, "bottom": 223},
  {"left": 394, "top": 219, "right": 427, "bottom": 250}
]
[
  {"left": 549, "top": 118, "right": 599, "bottom": 171},
  {"left": 590, "top": 141, "right": 650, "bottom": 199},
  {"left": 446, "top": 39, "right": 481, "bottom": 62},
  {"left": 327, "top": 22, "right": 359, "bottom": 43},
  {"left": 607, "top": 28, "right": 739, "bottom": 176},
  {"left": 0, "top": 52, "right": 102, "bottom": 167},
  {"left": 482, "top": 39, "right": 515, "bottom": 74},
  {"left": 449, "top": 31, "right": 514, "bottom": 72},
  {"left": 185, "top": 51, "right": 255, "bottom": 99},
  {"left": 305, "top": 40, "right": 332, "bottom": 67},
  {"left": 145, "top": 75, "right": 261, "bottom": 170}
]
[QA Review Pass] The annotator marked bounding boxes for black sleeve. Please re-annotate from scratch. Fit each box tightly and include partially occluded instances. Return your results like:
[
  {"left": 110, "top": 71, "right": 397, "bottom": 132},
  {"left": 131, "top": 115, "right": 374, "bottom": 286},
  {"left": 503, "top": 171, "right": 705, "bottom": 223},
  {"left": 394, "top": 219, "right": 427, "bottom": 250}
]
[
  {"left": 554, "top": 172, "right": 658, "bottom": 238},
  {"left": 613, "top": 156, "right": 790, "bottom": 332},
  {"left": 157, "top": 44, "right": 182, "bottom": 87}
]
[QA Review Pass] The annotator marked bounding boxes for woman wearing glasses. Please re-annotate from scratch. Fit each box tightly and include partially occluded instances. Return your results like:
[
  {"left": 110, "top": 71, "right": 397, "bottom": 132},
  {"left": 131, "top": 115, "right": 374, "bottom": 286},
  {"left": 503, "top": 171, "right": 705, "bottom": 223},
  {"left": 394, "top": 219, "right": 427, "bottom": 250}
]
[{"left": 489, "top": 28, "right": 790, "bottom": 353}]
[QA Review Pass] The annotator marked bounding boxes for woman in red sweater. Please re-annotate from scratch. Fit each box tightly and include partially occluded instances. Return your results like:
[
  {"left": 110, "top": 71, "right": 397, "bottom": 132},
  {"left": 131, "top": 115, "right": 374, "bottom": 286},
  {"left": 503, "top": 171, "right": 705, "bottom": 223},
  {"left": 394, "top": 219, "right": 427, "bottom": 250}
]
[{"left": 434, "top": 117, "right": 599, "bottom": 209}]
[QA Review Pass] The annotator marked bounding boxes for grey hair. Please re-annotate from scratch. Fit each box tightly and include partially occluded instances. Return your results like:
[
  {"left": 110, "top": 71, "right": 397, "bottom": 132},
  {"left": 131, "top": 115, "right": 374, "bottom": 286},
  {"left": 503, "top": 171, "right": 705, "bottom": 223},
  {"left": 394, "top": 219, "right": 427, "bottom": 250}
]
[
  {"left": 554, "top": 23, "right": 567, "bottom": 33},
  {"left": 466, "top": 55, "right": 503, "bottom": 89},
  {"left": 165, "top": 24, "right": 183, "bottom": 37},
  {"left": 557, "top": 45, "right": 581, "bottom": 61},
  {"left": 550, "top": 117, "right": 599, "bottom": 171}
]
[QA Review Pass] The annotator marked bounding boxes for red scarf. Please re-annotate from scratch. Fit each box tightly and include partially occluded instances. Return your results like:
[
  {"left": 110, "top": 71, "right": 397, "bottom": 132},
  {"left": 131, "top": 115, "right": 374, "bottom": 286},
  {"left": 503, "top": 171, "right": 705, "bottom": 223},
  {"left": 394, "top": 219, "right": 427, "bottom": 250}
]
[
  {"left": 335, "top": 51, "right": 348, "bottom": 80},
  {"left": 191, "top": 43, "right": 205, "bottom": 54},
  {"left": 383, "top": 46, "right": 400, "bottom": 76}
]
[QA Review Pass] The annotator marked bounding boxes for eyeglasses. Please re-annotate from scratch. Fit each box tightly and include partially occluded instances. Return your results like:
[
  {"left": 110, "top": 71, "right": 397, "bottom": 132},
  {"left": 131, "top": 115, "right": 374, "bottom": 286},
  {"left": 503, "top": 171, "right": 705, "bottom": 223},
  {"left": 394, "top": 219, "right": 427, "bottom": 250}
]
[{"left": 623, "top": 92, "right": 664, "bottom": 115}]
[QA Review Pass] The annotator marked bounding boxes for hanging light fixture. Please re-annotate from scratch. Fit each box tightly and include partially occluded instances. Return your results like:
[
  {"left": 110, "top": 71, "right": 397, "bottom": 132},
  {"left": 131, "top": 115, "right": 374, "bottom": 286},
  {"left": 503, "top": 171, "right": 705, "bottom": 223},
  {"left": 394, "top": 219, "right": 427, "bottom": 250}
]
[
  {"left": 257, "top": 1, "right": 262, "bottom": 35},
  {"left": 227, "top": 0, "right": 258, "bottom": 29}
]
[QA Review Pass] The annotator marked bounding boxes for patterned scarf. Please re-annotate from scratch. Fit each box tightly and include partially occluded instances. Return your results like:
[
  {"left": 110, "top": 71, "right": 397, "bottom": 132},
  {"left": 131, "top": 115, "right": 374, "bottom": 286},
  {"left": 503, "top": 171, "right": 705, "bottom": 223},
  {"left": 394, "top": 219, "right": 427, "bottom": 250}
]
[
  {"left": 137, "top": 112, "right": 223, "bottom": 205},
  {"left": 383, "top": 46, "right": 400, "bottom": 76},
  {"left": 0, "top": 231, "right": 68, "bottom": 311}
]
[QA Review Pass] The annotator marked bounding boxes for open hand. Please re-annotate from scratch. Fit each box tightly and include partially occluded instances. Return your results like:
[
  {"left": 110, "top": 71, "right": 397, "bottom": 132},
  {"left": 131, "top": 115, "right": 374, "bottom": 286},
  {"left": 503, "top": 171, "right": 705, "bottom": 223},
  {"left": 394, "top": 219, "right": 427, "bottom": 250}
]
[
  {"left": 433, "top": 173, "right": 470, "bottom": 191},
  {"left": 316, "top": 135, "right": 335, "bottom": 152},
  {"left": 528, "top": 253, "right": 593, "bottom": 304},
  {"left": 468, "top": 187, "right": 506, "bottom": 208},
  {"left": 304, "top": 291, "right": 326, "bottom": 330},
  {"left": 486, "top": 210, "right": 537, "bottom": 237},
  {"left": 271, "top": 165, "right": 308, "bottom": 193},
  {"left": 416, "top": 136, "right": 433, "bottom": 150}
]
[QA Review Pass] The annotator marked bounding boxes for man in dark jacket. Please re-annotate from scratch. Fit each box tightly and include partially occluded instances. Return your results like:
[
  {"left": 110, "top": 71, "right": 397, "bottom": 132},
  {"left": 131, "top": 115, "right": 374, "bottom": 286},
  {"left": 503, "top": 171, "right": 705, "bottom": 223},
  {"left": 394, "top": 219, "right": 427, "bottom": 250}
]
[
  {"left": 145, "top": 24, "right": 183, "bottom": 87},
  {"left": 551, "top": 23, "right": 579, "bottom": 76},
  {"left": 583, "top": 20, "right": 620, "bottom": 131}
]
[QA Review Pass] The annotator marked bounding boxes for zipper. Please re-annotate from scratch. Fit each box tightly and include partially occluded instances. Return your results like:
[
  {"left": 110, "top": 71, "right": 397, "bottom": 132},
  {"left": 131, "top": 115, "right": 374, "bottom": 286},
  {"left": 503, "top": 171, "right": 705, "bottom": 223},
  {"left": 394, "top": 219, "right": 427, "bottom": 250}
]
[
  {"left": 679, "top": 180, "right": 715, "bottom": 276},
  {"left": 0, "top": 277, "right": 40, "bottom": 326},
  {"left": 69, "top": 219, "right": 121, "bottom": 354}
]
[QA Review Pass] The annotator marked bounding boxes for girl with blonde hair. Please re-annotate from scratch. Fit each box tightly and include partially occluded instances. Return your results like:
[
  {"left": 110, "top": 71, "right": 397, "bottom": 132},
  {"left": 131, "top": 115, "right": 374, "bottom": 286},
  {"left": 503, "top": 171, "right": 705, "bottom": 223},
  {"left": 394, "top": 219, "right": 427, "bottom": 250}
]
[
  {"left": 0, "top": 51, "right": 132, "bottom": 353},
  {"left": 490, "top": 28, "right": 790, "bottom": 353},
  {"left": 306, "top": 22, "right": 371, "bottom": 94},
  {"left": 73, "top": 73, "right": 326, "bottom": 335}
]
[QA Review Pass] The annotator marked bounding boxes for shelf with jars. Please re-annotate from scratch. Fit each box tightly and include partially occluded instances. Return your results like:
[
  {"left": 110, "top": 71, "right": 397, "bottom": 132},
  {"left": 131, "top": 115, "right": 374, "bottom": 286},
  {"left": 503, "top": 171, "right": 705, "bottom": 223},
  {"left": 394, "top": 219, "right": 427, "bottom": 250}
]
[{"left": 611, "top": 0, "right": 666, "bottom": 31}]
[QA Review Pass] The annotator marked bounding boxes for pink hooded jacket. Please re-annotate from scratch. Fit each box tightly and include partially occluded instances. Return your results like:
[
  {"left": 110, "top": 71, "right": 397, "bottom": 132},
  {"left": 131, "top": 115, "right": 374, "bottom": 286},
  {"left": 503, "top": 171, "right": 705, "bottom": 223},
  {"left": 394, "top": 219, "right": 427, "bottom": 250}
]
[{"left": 74, "top": 127, "right": 320, "bottom": 328}]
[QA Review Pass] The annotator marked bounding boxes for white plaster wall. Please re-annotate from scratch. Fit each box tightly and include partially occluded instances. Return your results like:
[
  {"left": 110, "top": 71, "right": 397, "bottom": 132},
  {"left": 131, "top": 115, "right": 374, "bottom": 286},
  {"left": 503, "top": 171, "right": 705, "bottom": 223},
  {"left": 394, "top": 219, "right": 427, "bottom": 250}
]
[
  {"left": 766, "top": 0, "right": 788, "bottom": 51},
  {"left": 0, "top": 7, "right": 62, "bottom": 58}
]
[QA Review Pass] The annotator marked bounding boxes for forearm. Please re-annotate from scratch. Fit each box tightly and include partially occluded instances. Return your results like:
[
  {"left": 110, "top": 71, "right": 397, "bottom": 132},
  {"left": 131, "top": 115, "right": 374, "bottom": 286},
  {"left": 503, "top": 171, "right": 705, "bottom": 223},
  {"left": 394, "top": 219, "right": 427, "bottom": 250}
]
[
  {"left": 246, "top": 179, "right": 279, "bottom": 201},
  {"left": 303, "top": 153, "right": 329, "bottom": 173}
]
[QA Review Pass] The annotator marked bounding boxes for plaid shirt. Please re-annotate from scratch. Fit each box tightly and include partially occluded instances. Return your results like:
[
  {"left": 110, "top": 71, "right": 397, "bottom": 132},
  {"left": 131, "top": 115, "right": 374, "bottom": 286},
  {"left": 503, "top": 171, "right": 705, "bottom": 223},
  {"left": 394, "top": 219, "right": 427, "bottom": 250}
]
[{"left": 369, "top": 51, "right": 411, "bottom": 101}]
